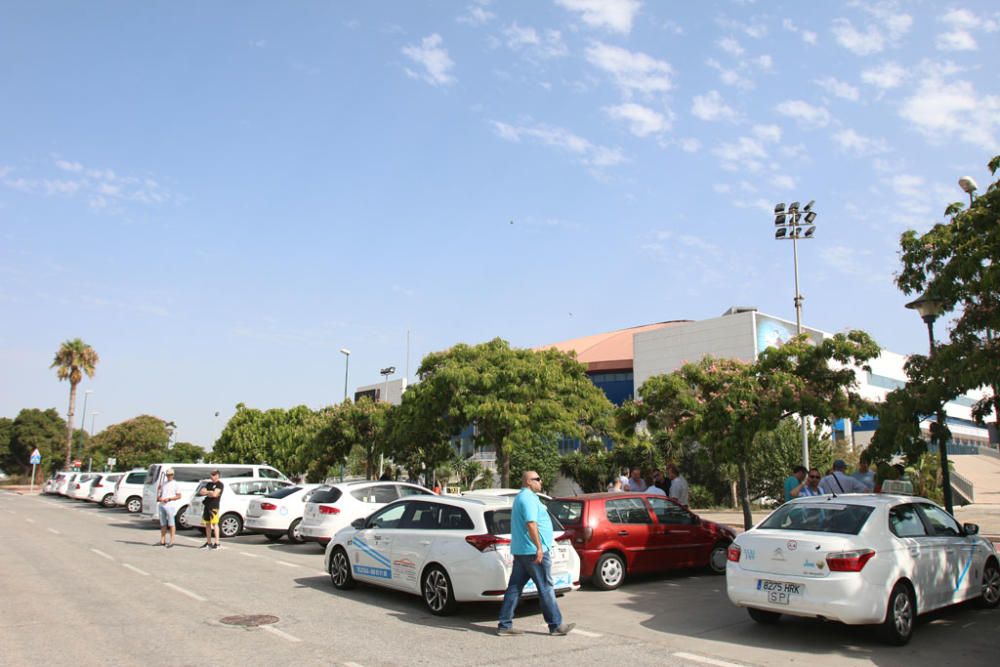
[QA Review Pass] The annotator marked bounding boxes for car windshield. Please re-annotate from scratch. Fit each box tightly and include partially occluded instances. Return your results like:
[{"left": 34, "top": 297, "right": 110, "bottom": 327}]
[
  {"left": 308, "top": 487, "right": 343, "bottom": 504},
  {"left": 267, "top": 486, "right": 301, "bottom": 499},
  {"left": 759, "top": 503, "right": 875, "bottom": 535},
  {"left": 547, "top": 500, "right": 584, "bottom": 525}
]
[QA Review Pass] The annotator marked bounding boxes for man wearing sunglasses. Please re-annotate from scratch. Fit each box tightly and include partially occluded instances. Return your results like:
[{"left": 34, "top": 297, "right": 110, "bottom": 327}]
[
  {"left": 497, "top": 471, "right": 574, "bottom": 637},
  {"left": 798, "top": 468, "right": 828, "bottom": 497}
]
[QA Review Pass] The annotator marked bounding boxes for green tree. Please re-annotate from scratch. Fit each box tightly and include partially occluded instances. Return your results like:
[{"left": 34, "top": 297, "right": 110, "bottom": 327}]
[
  {"left": 0, "top": 417, "right": 12, "bottom": 468},
  {"left": 87, "top": 415, "right": 171, "bottom": 471},
  {"left": 385, "top": 379, "right": 463, "bottom": 487},
  {"left": 50, "top": 338, "right": 99, "bottom": 469},
  {"left": 896, "top": 155, "right": 1000, "bottom": 432},
  {"left": 509, "top": 437, "right": 562, "bottom": 493},
  {"left": 747, "top": 418, "right": 833, "bottom": 502},
  {"left": 412, "top": 338, "right": 617, "bottom": 487},
  {"left": 453, "top": 456, "right": 483, "bottom": 490},
  {"left": 6, "top": 409, "right": 65, "bottom": 474},
  {"left": 630, "top": 332, "right": 879, "bottom": 528},
  {"left": 170, "top": 442, "right": 207, "bottom": 463},
  {"left": 213, "top": 403, "right": 327, "bottom": 476}
]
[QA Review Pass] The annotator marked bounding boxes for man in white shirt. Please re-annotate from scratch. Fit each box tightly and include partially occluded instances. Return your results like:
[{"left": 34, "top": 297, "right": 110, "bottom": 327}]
[
  {"left": 156, "top": 468, "right": 182, "bottom": 548},
  {"left": 667, "top": 464, "right": 690, "bottom": 506},
  {"left": 820, "top": 460, "right": 871, "bottom": 495},
  {"left": 625, "top": 467, "right": 647, "bottom": 492}
]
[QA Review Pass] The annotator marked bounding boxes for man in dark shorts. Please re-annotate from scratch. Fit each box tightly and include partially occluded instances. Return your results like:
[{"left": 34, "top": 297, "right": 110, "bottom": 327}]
[{"left": 199, "top": 470, "right": 224, "bottom": 549}]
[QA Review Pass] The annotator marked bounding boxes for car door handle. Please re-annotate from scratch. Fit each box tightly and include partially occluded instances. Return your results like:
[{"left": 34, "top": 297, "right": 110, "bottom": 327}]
[{"left": 618, "top": 530, "right": 629, "bottom": 536}]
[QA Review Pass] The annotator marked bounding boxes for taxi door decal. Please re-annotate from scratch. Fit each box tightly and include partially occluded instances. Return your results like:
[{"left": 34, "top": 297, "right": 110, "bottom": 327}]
[{"left": 352, "top": 537, "right": 392, "bottom": 579}]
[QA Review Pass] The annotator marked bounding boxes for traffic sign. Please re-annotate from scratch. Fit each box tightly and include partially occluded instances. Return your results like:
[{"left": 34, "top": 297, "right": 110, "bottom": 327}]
[
  {"left": 29, "top": 449, "right": 41, "bottom": 465},
  {"left": 72, "top": 459, "right": 82, "bottom": 468},
  {"left": 107, "top": 457, "right": 117, "bottom": 467}
]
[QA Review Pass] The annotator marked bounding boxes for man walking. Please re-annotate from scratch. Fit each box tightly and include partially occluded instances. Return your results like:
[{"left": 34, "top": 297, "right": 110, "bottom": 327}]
[
  {"left": 820, "top": 459, "right": 871, "bottom": 495},
  {"left": 497, "top": 471, "right": 574, "bottom": 637},
  {"left": 199, "top": 469, "right": 224, "bottom": 549},
  {"left": 156, "top": 468, "right": 181, "bottom": 548}
]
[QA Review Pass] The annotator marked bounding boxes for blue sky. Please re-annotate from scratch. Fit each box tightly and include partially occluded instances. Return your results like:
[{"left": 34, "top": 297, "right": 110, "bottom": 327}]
[{"left": 3, "top": 1, "right": 999, "bottom": 449}]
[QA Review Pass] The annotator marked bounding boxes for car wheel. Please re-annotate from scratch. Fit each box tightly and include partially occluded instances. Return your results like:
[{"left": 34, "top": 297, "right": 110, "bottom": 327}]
[
  {"left": 329, "top": 547, "right": 355, "bottom": 589},
  {"left": 264, "top": 534, "right": 283, "bottom": 543},
  {"left": 219, "top": 513, "right": 243, "bottom": 539},
  {"left": 977, "top": 559, "right": 1000, "bottom": 609},
  {"left": 175, "top": 506, "right": 190, "bottom": 530},
  {"left": 708, "top": 541, "right": 730, "bottom": 575},
  {"left": 287, "top": 518, "right": 304, "bottom": 544},
  {"left": 126, "top": 497, "right": 142, "bottom": 513},
  {"left": 592, "top": 552, "right": 626, "bottom": 590},
  {"left": 747, "top": 608, "right": 781, "bottom": 624},
  {"left": 879, "top": 582, "right": 916, "bottom": 646},
  {"left": 101, "top": 494, "right": 115, "bottom": 508},
  {"left": 422, "top": 565, "right": 457, "bottom": 616}
]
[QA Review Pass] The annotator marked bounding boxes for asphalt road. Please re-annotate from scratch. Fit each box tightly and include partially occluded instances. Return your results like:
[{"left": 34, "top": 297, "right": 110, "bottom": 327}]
[{"left": 2, "top": 491, "right": 998, "bottom": 667}]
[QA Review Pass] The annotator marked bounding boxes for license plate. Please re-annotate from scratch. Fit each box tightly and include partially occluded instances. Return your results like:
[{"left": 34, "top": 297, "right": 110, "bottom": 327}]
[
  {"left": 524, "top": 571, "right": 572, "bottom": 593},
  {"left": 757, "top": 579, "right": 802, "bottom": 605},
  {"left": 553, "top": 546, "right": 569, "bottom": 564}
]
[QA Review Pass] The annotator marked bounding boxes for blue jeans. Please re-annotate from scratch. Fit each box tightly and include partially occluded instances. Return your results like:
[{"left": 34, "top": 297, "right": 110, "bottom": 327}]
[{"left": 498, "top": 552, "right": 563, "bottom": 631}]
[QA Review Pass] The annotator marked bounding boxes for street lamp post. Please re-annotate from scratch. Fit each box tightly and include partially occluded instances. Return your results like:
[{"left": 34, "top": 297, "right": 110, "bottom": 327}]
[
  {"left": 79, "top": 389, "right": 93, "bottom": 461},
  {"left": 380, "top": 366, "right": 396, "bottom": 403},
  {"left": 906, "top": 292, "right": 954, "bottom": 514},
  {"left": 90, "top": 411, "right": 100, "bottom": 436},
  {"left": 773, "top": 200, "right": 819, "bottom": 468},
  {"left": 340, "top": 349, "right": 351, "bottom": 402},
  {"left": 958, "top": 175, "right": 978, "bottom": 206}
]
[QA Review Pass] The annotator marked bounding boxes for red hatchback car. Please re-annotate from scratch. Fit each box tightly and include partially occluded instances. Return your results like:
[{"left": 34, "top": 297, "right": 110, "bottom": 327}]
[{"left": 549, "top": 492, "right": 737, "bottom": 590}]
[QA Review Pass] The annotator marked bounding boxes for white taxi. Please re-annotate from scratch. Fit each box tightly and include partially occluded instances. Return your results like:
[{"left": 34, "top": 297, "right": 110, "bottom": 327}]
[
  {"left": 726, "top": 494, "right": 999, "bottom": 645},
  {"left": 245, "top": 484, "right": 320, "bottom": 543},
  {"left": 324, "top": 494, "right": 581, "bottom": 615},
  {"left": 182, "top": 477, "right": 294, "bottom": 538}
]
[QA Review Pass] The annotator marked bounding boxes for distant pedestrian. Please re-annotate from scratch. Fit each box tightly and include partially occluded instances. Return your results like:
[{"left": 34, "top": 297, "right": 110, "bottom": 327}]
[
  {"left": 796, "top": 468, "right": 827, "bottom": 497},
  {"left": 651, "top": 469, "right": 670, "bottom": 495},
  {"left": 379, "top": 470, "right": 392, "bottom": 481},
  {"left": 820, "top": 460, "right": 870, "bottom": 495},
  {"left": 156, "top": 468, "right": 182, "bottom": 548},
  {"left": 851, "top": 460, "right": 875, "bottom": 492},
  {"left": 199, "top": 469, "right": 224, "bottom": 549},
  {"left": 607, "top": 478, "right": 624, "bottom": 493},
  {"left": 497, "top": 470, "right": 574, "bottom": 637},
  {"left": 625, "top": 467, "right": 647, "bottom": 492},
  {"left": 666, "top": 464, "right": 690, "bottom": 506},
  {"left": 784, "top": 466, "right": 807, "bottom": 502}
]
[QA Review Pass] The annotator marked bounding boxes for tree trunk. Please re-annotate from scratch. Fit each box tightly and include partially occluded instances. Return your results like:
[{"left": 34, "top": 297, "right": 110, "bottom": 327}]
[
  {"left": 498, "top": 447, "right": 510, "bottom": 488},
  {"left": 64, "top": 381, "right": 78, "bottom": 469},
  {"left": 737, "top": 461, "right": 753, "bottom": 530},
  {"left": 730, "top": 479, "right": 738, "bottom": 509}
]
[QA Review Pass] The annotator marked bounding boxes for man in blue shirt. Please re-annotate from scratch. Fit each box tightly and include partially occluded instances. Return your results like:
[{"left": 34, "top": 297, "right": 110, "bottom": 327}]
[{"left": 497, "top": 470, "right": 574, "bottom": 637}]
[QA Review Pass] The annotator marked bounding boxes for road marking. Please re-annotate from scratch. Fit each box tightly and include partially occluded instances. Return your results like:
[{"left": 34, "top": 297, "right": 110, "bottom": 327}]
[
  {"left": 572, "top": 628, "right": 602, "bottom": 638},
  {"left": 163, "top": 582, "right": 206, "bottom": 602},
  {"left": 24, "top": 518, "right": 35, "bottom": 524},
  {"left": 48, "top": 528, "right": 61, "bottom": 534},
  {"left": 262, "top": 625, "right": 301, "bottom": 643},
  {"left": 240, "top": 551, "right": 261, "bottom": 558},
  {"left": 90, "top": 548, "right": 114, "bottom": 561},
  {"left": 122, "top": 563, "right": 150, "bottom": 576},
  {"left": 275, "top": 560, "right": 299, "bottom": 568},
  {"left": 673, "top": 652, "right": 747, "bottom": 667}
]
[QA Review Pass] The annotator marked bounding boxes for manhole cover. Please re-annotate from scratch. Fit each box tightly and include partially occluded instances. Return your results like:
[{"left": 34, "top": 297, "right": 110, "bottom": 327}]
[{"left": 219, "top": 614, "right": 279, "bottom": 627}]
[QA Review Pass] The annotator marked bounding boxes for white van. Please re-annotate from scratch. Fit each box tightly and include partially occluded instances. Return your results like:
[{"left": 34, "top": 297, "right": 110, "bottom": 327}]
[{"left": 141, "top": 463, "right": 288, "bottom": 530}]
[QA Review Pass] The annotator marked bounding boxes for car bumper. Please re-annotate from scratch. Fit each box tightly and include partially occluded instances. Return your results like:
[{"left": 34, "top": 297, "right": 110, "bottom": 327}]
[
  {"left": 299, "top": 523, "right": 335, "bottom": 543},
  {"left": 451, "top": 550, "right": 581, "bottom": 602},
  {"left": 246, "top": 516, "right": 293, "bottom": 534},
  {"left": 726, "top": 565, "right": 886, "bottom": 625}
]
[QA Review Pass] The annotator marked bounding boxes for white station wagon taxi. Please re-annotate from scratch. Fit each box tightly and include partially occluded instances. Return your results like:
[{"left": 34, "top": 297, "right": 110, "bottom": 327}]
[
  {"left": 324, "top": 494, "right": 581, "bottom": 615},
  {"left": 726, "top": 494, "right": 999, "bottom": 645}
]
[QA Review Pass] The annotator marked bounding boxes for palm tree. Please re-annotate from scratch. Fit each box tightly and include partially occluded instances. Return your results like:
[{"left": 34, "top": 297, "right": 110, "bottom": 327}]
[{"left": 51, "top": 339, "right": 99, "bottom": 469}]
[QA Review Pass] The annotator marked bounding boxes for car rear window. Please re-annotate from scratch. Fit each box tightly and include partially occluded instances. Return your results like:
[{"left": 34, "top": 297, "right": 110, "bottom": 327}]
[
  {"left": 485, "top": 509, "right": 565, "bottom": 535},
  {"left": 267, "top": 486, "right": 301, "bottom": 499},
  {"left": 308, "top": 487, "right": 343, "bottom": 504},
  {"left": 759, "top": 503, "right": 875, "bottom": 535},
  {"left": 548, "top": 500, "right": 584, "bottom": 525}
]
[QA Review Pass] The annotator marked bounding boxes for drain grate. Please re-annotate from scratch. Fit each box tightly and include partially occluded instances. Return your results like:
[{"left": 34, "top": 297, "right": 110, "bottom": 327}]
[{"left": 219, "top": 614, "right": 279, "bottom": 627}]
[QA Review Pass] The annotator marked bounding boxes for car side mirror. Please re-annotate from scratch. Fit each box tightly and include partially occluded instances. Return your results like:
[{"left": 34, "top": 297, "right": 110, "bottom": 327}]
[
  {"left": 963, "top": 523, "right": 979, "bottom": 536},
  {"left": 689, "top": 514, "right": 700, "bottom": 525},
  {"left": 351, "top": 518, "right": 366, "bottom": 530}
]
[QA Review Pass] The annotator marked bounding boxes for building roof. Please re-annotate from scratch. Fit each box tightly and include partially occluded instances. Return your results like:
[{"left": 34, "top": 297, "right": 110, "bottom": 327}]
[{"left": 540, "top": 321, "right": 689, "bottom": 372}]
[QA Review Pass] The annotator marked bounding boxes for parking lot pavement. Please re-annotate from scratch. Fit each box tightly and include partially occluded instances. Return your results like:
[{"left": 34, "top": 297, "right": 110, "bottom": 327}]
[{"left": 2, "top": 491, "right": 999, "bottom": 667}]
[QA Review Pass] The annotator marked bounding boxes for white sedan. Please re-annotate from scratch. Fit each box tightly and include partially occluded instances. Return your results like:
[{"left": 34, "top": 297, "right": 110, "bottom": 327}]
[
  {"left": 245, "top": 484, "right": 321, "bottom": 543},
  {"left": 726, "top": 494, "right": 999, "bottom": 645},
  {"left": 324, "top": 494, "right": 580, "bottom": 615}
]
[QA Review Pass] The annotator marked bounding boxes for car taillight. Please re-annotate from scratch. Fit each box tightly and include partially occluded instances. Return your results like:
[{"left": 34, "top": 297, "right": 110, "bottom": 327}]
[
  {"left": 727, "top": 544, "right": 742, "bottom": 562},
  {"left": 94, "top": 483, "right": 103, "bottom": 488},
  {"left": 260, "top": 503, "right": 277, "bottom": 511},
  {"left": 319, "top": 505, "right": 340, "bottom": 515},
  {"left": 826, "top": 549, "right": 875, "bottom": 572},
  {"left": 555, "top": 533, "right": 572, "bottom": 544},
  {"left": 465, "top": 534, "right": 511, "bottom": 552},
  {"left": 75, "top": 484, "right": 80, "bottom": 489}
]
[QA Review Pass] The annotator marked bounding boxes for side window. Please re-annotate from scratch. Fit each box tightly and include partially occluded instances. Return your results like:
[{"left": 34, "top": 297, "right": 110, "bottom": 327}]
[
  {"left": 368, "top": 503, "right": 407, "bottom": 529},
  {"left": 126, "top": 473, "right": 143, "bottom": 484},
  {"left": 399, "top": 502, "right": 440, "bottom": 530},
  {"left": 605, "top": 498, "right": 652, "bottom": 525},
  {"left": 917, "top": 504, "right": 962, "bottom": 537},
  {"left": 352, "top": 485, "right": 400, "bottom": 504},
  {"left": 397, "top": 485, "right": 431, "bottom": 497},
  {"left": 439, "top": 506, "right": 474, "bottom": 530},
  {"left": 647, "top": 497, "right": 693, "bottom": 525},
  {"left": 889, "top": 504, "right": 927, "bottom": 538}
]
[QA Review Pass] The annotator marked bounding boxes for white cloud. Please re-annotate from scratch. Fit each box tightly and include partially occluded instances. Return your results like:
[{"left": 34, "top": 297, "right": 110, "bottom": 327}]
[
  {"left": 712, "top": 136, "right": 768, "bottom": 172},
  {"left": 752, "top": 124, "right": 782, "bottom": 143},
  {"left": 490, "top": 120, "right": 626, "bottom": 168},
  {"left": 831, "top": 18, "right": 884, "bottom": 55},
  {"left": 774, "top": 100, "right": 832, "bottom": 128},
  {"left": 754, "top": 54, "right": 773, "bottom": 70},
  {"left": 679, "top": 138, "right": 701, "bottom": 153},
  {"left": 555, "top": 0, "right": 641, "bottom": 34},
  {"left": 833, "top": 128, "right": 889, "bottom": 156},
  {"left": 55, "top": 159, "right": 83, "bottom": 172},
  {"left": 936, "top": 30, "right": 976, "bottom": 51},
  {"left": 889, "top": 173, "right": 924, "bottom": 198},
  {"left": 586, "top": 42, "right": 674, "bottom": 96},
  {"left": 504, "top": 23, "right": 539, "bottom": 48},
  {"left": 457, "top": 3, "right": 494, "bottom": 26},
  {"left": 899, "top": 75, "right": 1000, "bottom": 146},
  {"left": 935, "top": 7, "right": 999, "bottom": 50},
  {"left": 691, "top": 90, "right": 739, "bottom": 122},
  {"left": 401, "top": 34, "right": 455, "bottom": 86},
  {"left": 503, "top": 23, "right": 567, "bottom": 57},
  {"left": 717, "top": 37, "right": 744, "bottom": 57},
  {"left": 783, "top": 18, "right": 818, "bottom": 45},
  {"left": 605, "top": 103, "right": 672, "bottom": 137},
  {"left": 2, "top": 158, "right": 171, "bottom": 210},
  {"left": 832, "top": 4, "right": 911, "bottom": 56},
  {"left": 861, "top": 61, "right": 906, "bottom": 88},
  {"left": 772, "top": 174, "right": 796, "bottom": 189},
  {"left": 706, "top": 58, "right": 753, "bottom": 90},
  {"left": 814, "top": 76, "right": 859, "bottom": 101}
]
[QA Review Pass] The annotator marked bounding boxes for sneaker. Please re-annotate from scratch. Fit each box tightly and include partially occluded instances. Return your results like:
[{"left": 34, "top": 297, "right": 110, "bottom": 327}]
[
  {"left": 550, "top": 623, "right": 575, "bottom": 636},
  {"left": 199, "top": 542, "right": 210, "bottom": 549},
  {"left": 211, "top": 543, "right": 219, "bottom": 550},
  {"left": 166, "top": 543, "right": 174, "bottom": 549},
  {"left": 496, "top": 627, "right": 523, "bottom": 636}
]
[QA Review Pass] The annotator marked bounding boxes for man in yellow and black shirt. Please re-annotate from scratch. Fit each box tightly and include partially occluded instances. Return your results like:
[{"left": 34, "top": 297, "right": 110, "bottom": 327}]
[{"left": 200, "top": 470, "right": 224, "bottom": 549}]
